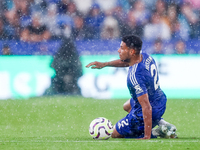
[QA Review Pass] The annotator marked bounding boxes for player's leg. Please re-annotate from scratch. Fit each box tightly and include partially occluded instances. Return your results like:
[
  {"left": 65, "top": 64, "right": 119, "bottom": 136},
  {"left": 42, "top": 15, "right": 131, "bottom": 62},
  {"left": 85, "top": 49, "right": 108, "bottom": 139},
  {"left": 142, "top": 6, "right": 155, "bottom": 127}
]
[
  {"left": 159, "top": 119, "right": 177, "bottom": 138},
  {"left": 152, "top": 119, "right": 177, "bottom": 138},
  {"left": 111, "top": 126, "right": 124, "bottom": 138},
  {"left": 111, "top": 116, "right": 129, "bottom": 138},
  {"left": 112, "top": 112, "right": 148, "bottom": 139},
  {"left": 111, "top": 115, "right": 132, "bottom": 138},
  {"left": 123, "top": 99, "right": 132, "bottom": 113},
  {"left": 158, "top": 119, "right": 173, "bottom": 126}
]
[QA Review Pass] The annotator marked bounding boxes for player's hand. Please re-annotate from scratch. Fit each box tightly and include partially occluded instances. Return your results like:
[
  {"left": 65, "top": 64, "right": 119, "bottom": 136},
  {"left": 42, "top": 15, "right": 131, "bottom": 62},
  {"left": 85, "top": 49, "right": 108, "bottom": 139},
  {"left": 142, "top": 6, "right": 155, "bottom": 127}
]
[
  {"left": 86, "top": 61, "right": 106, "bottom": 69},
  {"left": 137, "top": 135, "right": 151, "bottom": 140}
]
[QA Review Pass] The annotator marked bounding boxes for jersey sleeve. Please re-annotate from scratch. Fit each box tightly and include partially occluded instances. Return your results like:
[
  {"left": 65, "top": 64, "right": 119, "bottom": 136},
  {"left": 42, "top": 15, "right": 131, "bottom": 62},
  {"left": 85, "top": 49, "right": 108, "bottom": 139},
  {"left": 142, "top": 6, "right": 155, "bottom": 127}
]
[{"left": 131, "top": 72, "right": 147, "bottom": 98}]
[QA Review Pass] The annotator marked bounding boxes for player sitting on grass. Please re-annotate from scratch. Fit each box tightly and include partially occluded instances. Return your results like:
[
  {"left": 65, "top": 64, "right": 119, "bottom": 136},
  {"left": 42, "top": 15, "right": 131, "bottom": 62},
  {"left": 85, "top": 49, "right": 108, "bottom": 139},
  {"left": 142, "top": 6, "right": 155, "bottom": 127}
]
[{"left": 86, "top": 35, "right": 177, "bottom": 139}]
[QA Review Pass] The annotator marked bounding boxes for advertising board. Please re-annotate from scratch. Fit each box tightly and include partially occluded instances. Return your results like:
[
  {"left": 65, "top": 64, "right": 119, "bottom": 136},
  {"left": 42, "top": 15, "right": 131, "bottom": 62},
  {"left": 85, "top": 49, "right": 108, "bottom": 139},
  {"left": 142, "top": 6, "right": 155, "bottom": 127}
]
[
  {"left": 0, "top": 55, "right": 199, "bottom": 99},
  {"left": 78, "top": 55, "right": 200, "bottom": 99}
]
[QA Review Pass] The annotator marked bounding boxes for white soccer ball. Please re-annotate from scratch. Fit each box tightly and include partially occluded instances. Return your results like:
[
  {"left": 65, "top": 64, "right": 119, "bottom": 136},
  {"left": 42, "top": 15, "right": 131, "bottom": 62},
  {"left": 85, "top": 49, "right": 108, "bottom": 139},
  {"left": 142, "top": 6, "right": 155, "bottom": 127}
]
[{"left": 89, "top": 117, "right": 113, "bottom": 140}]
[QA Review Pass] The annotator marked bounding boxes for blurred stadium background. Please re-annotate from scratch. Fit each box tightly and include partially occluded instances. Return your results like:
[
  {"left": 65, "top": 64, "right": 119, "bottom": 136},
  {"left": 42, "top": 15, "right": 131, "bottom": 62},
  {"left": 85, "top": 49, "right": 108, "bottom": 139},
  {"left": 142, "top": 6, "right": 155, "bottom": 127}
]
[{"left": 0, "top": 0, "right": 200, "bottom": 100}]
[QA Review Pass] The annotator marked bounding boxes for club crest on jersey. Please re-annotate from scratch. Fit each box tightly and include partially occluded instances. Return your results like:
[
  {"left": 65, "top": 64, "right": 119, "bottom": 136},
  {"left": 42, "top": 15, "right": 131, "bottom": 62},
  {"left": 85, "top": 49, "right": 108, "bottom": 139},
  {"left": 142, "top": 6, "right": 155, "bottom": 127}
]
[{"left": 134, "top": 85, "right": 143, "bottom": 94}]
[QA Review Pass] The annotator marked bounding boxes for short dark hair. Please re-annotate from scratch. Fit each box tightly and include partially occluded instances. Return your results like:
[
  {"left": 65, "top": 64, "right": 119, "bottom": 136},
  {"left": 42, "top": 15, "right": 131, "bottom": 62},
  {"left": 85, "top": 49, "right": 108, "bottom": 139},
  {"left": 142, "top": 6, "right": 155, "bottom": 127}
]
[{"left": 122, "top": 35, "right": 143, "bottom": 54}]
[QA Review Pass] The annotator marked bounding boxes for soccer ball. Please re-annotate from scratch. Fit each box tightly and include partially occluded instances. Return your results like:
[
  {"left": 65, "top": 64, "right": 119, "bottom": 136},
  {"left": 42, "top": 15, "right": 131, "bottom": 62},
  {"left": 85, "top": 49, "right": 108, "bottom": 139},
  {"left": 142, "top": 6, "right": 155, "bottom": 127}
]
[{"left": 89, "top": 117, "right": 113, "bottom": 140}]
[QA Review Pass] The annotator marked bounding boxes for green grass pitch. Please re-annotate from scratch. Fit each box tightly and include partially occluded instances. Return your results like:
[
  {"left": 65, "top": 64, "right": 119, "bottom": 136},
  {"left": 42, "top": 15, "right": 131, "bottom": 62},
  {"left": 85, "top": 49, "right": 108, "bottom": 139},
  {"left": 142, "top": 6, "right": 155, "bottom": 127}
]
[{"left": 0, "top": 96, "right": 199, "bottom": 150}]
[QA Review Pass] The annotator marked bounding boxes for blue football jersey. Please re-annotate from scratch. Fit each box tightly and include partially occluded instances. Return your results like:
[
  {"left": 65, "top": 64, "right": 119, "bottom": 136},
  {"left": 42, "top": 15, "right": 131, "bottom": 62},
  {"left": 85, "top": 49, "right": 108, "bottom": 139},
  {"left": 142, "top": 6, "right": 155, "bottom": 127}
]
[{"left": 127, "top": 53, "right": 167, "bottom": 120}]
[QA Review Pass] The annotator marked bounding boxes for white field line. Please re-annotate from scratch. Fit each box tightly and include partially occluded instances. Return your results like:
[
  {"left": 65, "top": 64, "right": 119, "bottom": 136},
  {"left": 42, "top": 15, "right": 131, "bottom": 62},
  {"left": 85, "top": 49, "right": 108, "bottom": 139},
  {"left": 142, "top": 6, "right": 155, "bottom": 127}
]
[{"left": 0, "top": 140, "right": 199, "bottom": 143}]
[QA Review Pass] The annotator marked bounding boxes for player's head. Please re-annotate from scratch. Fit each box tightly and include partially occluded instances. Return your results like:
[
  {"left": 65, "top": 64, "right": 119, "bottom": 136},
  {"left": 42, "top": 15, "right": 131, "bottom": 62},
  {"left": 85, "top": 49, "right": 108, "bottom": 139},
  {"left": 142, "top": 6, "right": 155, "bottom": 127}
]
[
  {"left": 122, "top": 35, "right": 143, "bottom": 54},
  {"left": 118, "top": 35, "right": 142, "bottom": 62}
]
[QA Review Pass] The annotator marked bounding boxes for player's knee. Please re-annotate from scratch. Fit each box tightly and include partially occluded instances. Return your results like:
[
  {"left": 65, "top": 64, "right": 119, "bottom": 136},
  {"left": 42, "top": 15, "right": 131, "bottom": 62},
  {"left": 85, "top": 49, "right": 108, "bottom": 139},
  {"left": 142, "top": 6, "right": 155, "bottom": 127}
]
[
  {"left": 123, "top": 99, "right": 131, "bottom": 113},
  {"left": 123, "top": 103, "right": 131, "bottom": 113},
  {"left": 123, "top": 104, "right": 127, "bottom": 111}
]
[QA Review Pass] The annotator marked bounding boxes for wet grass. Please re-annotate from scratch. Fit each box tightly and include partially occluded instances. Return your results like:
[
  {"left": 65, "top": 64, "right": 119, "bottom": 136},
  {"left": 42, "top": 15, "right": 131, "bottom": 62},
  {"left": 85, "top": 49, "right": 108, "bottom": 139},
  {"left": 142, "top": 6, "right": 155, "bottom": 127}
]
[{"left": 0, "top": 96, "right": 199, "bottom": 150}]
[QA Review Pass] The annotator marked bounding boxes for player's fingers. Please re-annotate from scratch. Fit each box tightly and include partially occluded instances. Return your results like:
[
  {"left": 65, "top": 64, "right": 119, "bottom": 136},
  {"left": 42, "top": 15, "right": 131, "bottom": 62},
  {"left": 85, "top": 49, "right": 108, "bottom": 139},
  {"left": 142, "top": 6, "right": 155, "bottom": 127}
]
[
  {"left": 137, "top": 137, "right": 150, "bottom": 140},
  {"left": 91, "top": 66, "right": 98, "bottom": 69},
  {"left": 86, "top": 62, "right": 95, "bottom": 68},
  {"left": 85, "top": 64, "right": 91, "bottom": 68}
]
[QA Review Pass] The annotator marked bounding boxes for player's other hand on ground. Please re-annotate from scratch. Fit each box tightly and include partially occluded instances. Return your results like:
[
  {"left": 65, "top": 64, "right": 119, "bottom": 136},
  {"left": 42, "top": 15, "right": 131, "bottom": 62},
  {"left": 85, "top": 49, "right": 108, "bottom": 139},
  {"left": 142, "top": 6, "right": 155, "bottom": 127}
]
[
  {"left": 137, "top": 136, "right": 151, "bottom": 140},
  {"left": 86, "top": 61, "right": 106, "bottom": 69}
]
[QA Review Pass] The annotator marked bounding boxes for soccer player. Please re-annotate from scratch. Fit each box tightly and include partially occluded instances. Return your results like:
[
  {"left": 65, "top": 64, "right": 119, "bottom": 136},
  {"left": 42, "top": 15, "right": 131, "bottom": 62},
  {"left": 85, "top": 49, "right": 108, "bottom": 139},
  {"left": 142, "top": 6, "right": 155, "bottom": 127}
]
[{"left": 86, "top": 35, "right": 177, "bottom": 139}]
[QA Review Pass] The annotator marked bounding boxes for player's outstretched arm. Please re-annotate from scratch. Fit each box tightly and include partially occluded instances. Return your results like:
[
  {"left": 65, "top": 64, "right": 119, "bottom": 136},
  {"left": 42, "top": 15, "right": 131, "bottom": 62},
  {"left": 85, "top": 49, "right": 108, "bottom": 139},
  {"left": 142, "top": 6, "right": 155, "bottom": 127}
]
[
  {"left": 137, "top": 94, "right": 152, "bottom": 140},
  {"left": 86, "top": 59, "right": 129, "bottom": 69}
]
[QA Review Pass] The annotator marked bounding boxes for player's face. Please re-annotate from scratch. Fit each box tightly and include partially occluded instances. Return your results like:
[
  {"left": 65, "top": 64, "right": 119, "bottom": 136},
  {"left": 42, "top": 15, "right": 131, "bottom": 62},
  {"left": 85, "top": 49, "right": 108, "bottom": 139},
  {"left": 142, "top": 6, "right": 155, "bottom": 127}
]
[{"left": 118, "top": 41, "right": 132, "bottom": 61}]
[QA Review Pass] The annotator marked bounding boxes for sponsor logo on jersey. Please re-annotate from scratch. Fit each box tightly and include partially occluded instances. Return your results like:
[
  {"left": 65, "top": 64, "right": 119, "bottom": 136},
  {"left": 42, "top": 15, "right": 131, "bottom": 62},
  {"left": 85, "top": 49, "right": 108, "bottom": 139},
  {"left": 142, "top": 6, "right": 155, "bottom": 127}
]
[{"left": 134, "top": 84, "right": 143, "bottom": 94}]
